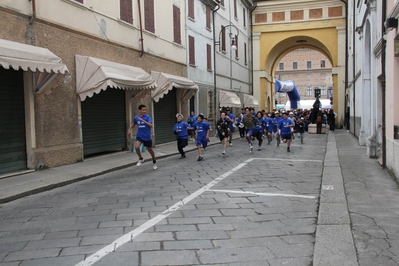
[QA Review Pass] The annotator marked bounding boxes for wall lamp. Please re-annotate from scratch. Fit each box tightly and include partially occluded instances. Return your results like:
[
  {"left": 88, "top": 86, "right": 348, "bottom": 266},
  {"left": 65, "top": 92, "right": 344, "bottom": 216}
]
[
  {"left": 385, "top": 17, "right": 398, "bottom": 32},
  {"left": 214, "top": 24, "right": 239, "bottom": 51}
]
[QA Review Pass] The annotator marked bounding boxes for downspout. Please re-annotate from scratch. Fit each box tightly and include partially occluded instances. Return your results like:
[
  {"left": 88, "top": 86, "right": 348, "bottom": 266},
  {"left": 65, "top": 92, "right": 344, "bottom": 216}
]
[
  {"left": 380, "top": 0, "right": 387, "bottom": 167},
  {"left": 249, "top": 2, "right": 257, "bottom": 96},
  {"left": 29, "top": 0, "right": 36, "bottom": 24},
  {"left": 138, "top": 0, "right": 144, "bottom": 57},
  {"left": 341, "top": 0, "right": 348, "bottom": 128},
  {"left": 352, "top": 0, "right": 356, "bottom": 135},
  {"left": 213, "top": 2, "right": 221, "bottom": 127}
]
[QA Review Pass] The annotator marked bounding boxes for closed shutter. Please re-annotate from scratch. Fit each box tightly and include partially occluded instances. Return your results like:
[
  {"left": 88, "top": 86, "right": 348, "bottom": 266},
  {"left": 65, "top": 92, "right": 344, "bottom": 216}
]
[
  {"left": 189, "top": 36, "right": 195, "bottom": 65},
  {"left": 188, "top": 0, "right": 194, "bottom": 19},
  {"left": 221, "top": 26, "right": 226, "bottom": 51},
  {"left": 173, "top": 5, "right": 181, "bottom": 44},
  {"left": 207, "top": 44, "right": 212, "bottom": 70},
  {"left": 81, "top": 89, "right": 126, "bottom": 157},
  {"left": 206, "top": 6, "right": 211, "bottom": 29},
  {"left": 154, "top": 89, "right": 176, "bottom": 144},
  {"left": 145, "top": 0, "right": 155, "bottom": 33},
  {"left": 0, "top": 68, "right": 27, "bottom": 175},
  {"left": 120, "top": 0, "right": 133, "bottom": 24}
]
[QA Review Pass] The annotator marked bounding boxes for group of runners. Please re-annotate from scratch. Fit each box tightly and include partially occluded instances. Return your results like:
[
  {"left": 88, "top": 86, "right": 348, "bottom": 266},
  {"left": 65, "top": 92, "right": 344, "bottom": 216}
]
[{"left": 127, "top": 105, "right": 307, "bottom": 169}]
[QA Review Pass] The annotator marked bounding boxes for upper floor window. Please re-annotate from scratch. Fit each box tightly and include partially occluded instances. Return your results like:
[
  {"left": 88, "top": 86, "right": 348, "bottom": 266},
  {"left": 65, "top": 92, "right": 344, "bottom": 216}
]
[
  {"left": 234, "top": 0, "right": 238, "bottom": 18},
  {"left": 144, "top": 0, "right": 155, "bottom": 33},
  {"left": 279, "top": 62, "right": 284, "bottom": 70},
  {"left": 244, "top": 42, "right": 247, "bottom": 65},
  {"left": 188, "top": 0, "right": 194, "bottom": 20},
  {"left": 221, "top": 26, "right": 226, "bottom": 52},
  {"left": 74, "top": 0, "right": 83, "bottom": 3},
  {"left": 206, "top": 6, "right": 211, "bottom": 30},
  {"left": 120, "top": 0, "right": 133, "bottom": 24},
  {"left": 307, "top": 61, "right": 312, "bottom": 69},
  {"left": 189, "top": 36, "right": 195, "bottom": 65},
  {"left": 293, "top": 62, "right": 298, "bottom": 69},
  {"left": 320, "top": 60, "right": 326, "bottom": 68},
  {"left": 243, "top": 8, "right": 246, "bottom": 27},
  {"left": 321, "top": 86, "right": 326, "bottom": 96},
  {"left": 173, "top": 5, "right": 181, "bottom": 44},
  {"left": 235, "top": 36, "right": 239, "bottom": 59},
  {"left": 207, "top": 44, "right": 212, "bottom": 71},
  {"left": 220, "top": 0, "right": 225, "bottom": 7}
]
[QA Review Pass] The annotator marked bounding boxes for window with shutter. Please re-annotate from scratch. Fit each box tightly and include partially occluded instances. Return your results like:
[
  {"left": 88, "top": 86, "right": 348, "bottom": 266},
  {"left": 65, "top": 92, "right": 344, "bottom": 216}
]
[
  {"left": 207, "top": 44, "right": 212, "bottom": 70},
  {"left": 220, "top": 0, "right": 224, "bottom": 7},
  {"left": 243, "top": 8, "right": 246, "bottom": 27},
  {"left": 235, "top": 36, "right": 238, "bottom": 58},
  {"left": 221, "top": 26, "right": 226, "bottom": 52},
  {"left": 206, "top": 6, "right": 211, "bottom": 30},
  {"left": 145, "top": 0, "right": 155, "bottom": 33},
  {"left": 75, "top": 0, "right": 83, "bottom": 3},
  {"left": 120, "top": 0, "right": 133, "bottom": 24},
  {"left": 234, "top": 0, "right": 237, "bottom": 18},
  {"left": 173, "top": 5, "right": 181, "bottom": 44},
  {"left": 188, "top": 0, "right": 194, "bottom": 19},
  {"left": 244, "top": 42, "right": 247, "bottom": 65},
  {"left": 189, "top": 36, "right": 195, "bottom": 65}
]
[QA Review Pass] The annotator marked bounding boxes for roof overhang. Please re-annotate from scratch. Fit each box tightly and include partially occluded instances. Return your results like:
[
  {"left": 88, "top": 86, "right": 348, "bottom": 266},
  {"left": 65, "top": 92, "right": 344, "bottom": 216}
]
[
  {"left": 0, "top": 39, "right": 69, "bottom": 97},
  {"left": 219, "top": 90, "right": 241, "bottom": 108},
  {"left": 151, "top": 71, "right": 198, "bottom": 103},
  {"left": 75, "top": 55, "right": 157, "bottom": 101},
  {"left": 243, "top": 94, "right": 259, "bottom": 108}
]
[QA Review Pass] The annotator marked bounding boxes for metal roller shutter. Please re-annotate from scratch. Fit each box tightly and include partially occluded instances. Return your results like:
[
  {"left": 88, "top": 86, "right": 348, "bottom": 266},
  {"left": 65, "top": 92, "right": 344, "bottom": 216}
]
[
  {"left": 0, "top": 68, "right": 27, "bottom": 175},
  {"left": 154, "top": 90, "right": 177, "bottom": 144},
  {"left": 81, "top": 89, "right": 126, "bottom": 156}
]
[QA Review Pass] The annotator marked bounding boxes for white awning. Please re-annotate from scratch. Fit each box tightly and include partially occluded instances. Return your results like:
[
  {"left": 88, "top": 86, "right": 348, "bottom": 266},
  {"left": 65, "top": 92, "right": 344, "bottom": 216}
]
[
  {"left": 75, "top": 55, "right": 157, "bottom": 101},
  {"left": 243, "top": 94, "right": 259, "bottom": 108},
  {"left": 0, "top": 39, "right": 69, "bottom": 96},
  {"left": 219, "top": 90, "right": 241, "bottom": 108},
  {"left": 151, "top": 71, "right": 198, "bottom": 102}
]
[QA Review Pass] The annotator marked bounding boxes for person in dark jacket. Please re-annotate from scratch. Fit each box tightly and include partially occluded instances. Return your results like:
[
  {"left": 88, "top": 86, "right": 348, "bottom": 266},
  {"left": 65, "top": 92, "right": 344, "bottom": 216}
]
[
  {"left": 216, "top": 111, "right": 230, "bottom": 155},
  {"left": 327, "top": 109, "right": 336, "bottom": 131}
]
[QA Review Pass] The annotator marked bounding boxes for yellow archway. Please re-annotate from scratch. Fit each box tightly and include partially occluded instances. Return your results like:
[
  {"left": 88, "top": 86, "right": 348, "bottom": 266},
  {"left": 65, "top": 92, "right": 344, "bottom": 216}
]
[{"left": 252, "top": 0, "right": 346, "bottom": 125}]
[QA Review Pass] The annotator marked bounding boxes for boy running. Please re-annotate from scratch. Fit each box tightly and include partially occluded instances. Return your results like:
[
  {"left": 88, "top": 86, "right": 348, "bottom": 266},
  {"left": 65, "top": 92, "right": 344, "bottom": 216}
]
[
  {"left": 173, "top": 114, "right": 191, "bottom": 158},
  {"left": 278, "top": 112, "right": 295, "bottom": 152},
  {"left": 193, "top": 114, "right": 210, "bottom": 161},
  {"left": 241, "top": 108, "right": 261, "bottom": 153},
  {"left": 216, "top": 111, "right": 230, "bottom": 155},
  {"left": 127, "top": 104, "right": 157, "bottom": 169}
]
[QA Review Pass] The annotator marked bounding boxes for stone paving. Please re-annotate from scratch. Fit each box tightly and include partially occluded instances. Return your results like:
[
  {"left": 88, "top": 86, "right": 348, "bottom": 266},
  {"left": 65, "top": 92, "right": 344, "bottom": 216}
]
[{"left": 0, "top": 130, "right": 398, "bottom": 265}]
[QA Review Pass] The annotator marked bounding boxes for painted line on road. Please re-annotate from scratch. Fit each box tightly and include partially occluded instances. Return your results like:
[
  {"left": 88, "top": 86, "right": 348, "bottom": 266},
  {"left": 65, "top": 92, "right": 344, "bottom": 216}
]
[
  {"left": 208, "top": 189, "right": 316, "bottom": 199},
  {"left": 252, "top": 158, "right": 323, "bottom": 163},
  {"left": 75, "top": 158, "right": 254, "bottom": 266}
]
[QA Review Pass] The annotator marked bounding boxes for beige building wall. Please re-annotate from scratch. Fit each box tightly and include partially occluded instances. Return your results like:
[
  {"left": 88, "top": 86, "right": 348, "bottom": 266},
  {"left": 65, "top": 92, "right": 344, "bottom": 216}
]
[{"left": 0, "top": 0, "right": 187, "bottom": 171}]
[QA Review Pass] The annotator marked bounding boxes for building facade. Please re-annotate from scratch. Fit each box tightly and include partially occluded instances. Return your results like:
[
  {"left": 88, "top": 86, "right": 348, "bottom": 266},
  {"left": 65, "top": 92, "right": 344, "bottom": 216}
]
[
  {"left": 0, "top": 0, "right": 196, "bottom": 175},
  {"left": 346, "top": 0, "right": 398, "bottom": 178}
]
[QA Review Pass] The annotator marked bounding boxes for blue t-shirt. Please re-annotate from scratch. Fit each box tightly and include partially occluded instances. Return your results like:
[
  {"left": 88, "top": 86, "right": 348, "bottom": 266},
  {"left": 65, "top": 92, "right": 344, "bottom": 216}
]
[
  {"left": 227, "top": 113, "right": 235, "bottom": 130},
  {"left": 194, "top": 121, "right": 210, "bottom": 140},
  {"left": 134, "top": 114, "right": 152, "bottom": 141},
  {"left": 187, "top": 115, "right": 197, "bottom": 127},
  {"left": 272, "top": 116, "right": 282, "bottom": 133},
  {"left": 173, "top": 121, "right": 190, "bottom": 139},
  {"left": 254, "top": 118, "right": 264, "bottom": 133},
  {"left": 278, "top": 118, "right": 294, "bottom": 135},
  {"left": 264, "top": 117, "right": 274, "bottom": 132}
]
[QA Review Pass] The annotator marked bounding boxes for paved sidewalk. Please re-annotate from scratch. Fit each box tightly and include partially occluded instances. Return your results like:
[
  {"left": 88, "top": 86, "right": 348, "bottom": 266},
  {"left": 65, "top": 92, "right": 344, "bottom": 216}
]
[{"left": 0, "top": 135, "right": 234, "bottom": 203}]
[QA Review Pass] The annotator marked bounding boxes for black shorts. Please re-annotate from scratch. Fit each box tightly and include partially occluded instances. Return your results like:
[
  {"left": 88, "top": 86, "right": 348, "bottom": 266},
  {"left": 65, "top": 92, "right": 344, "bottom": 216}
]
[
  {"left": 136, "top": 138, "right": 152, "bottom": 147},
  {"left": 281, "top": 134, "right": 292, "bottom": 141}
]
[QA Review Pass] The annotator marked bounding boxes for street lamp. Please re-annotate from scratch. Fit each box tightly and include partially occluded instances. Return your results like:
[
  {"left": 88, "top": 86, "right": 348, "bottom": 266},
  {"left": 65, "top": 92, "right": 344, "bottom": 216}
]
[{"left": 213, "top": 24, "right": 239, "bottom": 125}]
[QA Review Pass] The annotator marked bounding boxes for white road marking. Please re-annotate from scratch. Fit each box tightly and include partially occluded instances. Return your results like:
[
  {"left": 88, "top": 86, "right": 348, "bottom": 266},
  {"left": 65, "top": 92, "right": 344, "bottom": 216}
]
[
  {"left": 322, "top": 185, "right": 334, "bottom": 190},
  {"left": 252, "top": 158, "right": 323, "bottom": 163},
  {"left": 209, "top": 189, "right": 316, "bottom": 199},
  {"left": 75, "top": 159, "right": 254, "bottom": 266}
]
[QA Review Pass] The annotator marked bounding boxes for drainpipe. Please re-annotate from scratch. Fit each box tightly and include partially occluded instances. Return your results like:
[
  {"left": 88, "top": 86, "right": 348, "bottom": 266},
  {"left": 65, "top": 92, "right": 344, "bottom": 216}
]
[
  {"left": 352, "top": 0, "right": 356, "bottom": 135},
  {"left": 340, "top": 0, "right": 348, "bottom": 128},
  {"left": 249, "top": 2, "right": 257, "bottom": 96},
  {"left": 29, "top": 0, "right": 36, "bottom": 24},
  {"left": 213, "top": 2, "right": 220, "bottom": 128},
  {"left": 138, "top": 0, "right": 144, "bottom": 57},
  {"left": 380, "top": 0, "right": 387, "bottom": 167}
]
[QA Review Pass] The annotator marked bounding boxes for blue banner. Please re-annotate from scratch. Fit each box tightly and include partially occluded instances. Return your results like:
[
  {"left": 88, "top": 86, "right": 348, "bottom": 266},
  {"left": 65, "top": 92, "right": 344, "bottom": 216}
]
[{"left": 275, "top": 80, "right": 300, "bottom": 109}]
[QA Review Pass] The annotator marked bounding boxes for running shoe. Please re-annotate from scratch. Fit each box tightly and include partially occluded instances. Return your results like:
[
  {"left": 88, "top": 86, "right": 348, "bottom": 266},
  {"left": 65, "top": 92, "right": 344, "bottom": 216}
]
[
  {"left": 197, "top": 156, "right": 203, "bottom": 161},
  {"left": 222, "top": 151, "right": 225, "bottom": 155},
  {"left": 287, "top": 147, "right": 290, "bottom": 152},
  {"left": 153, "top": 163, "right": 158, "bottom": 170},
  {"left": 137, "top": 159, "right": 144, "bottom": 166},
  {"left": 258, "top": 146, "right": 261, "bottom": 151},
  {"left": 180, "top": 155, "right": 186, "bottom": 159},
  {"left": 229, "top": 142, "right": 232, "bottom": 146}
]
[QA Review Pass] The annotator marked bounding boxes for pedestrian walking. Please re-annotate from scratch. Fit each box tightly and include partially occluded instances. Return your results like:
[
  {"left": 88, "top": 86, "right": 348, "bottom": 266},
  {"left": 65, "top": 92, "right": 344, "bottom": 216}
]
[
  {"left": 345, "top": 107, "right": 350, "bottom": 132},
  {"left": 127, "top": 104, "right": 157, "bottom": 169},
  {"left": 216, "top": 111, "right": 230, "bottom": 155},
  {"left": 193, "top": 114, "right": 210, "bottom": 161},
  {"left": 278, "top": 111, "right": 294, "bottom": 152},
  {"left": 327, "top": 109, "right": 336, "bottom": 131},
  {"left": 173, "top": 114, "right": 190, "bottom": 159}
]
